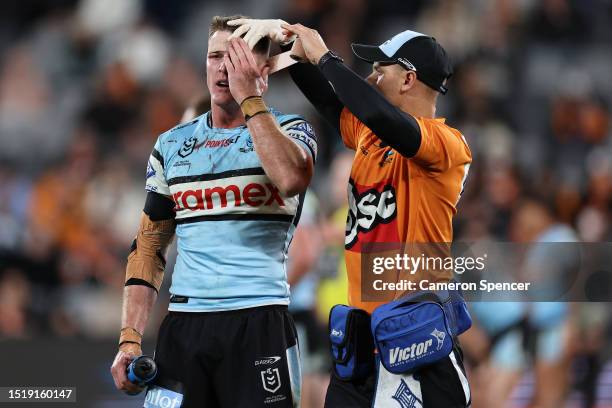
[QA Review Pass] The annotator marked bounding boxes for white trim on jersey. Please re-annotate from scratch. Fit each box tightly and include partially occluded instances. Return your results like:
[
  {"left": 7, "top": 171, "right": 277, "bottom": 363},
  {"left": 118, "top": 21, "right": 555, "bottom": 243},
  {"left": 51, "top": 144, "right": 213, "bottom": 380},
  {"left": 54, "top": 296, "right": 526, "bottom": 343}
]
[{"left": 145, "top": 151, "right": 171, "bottom": 195}]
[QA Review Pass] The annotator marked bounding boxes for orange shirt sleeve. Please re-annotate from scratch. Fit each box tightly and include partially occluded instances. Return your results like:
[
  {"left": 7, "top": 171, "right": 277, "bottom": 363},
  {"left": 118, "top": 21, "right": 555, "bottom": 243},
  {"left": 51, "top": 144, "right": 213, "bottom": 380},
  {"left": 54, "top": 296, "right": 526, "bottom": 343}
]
[
  {"left": 339, "top": 107, "right": 363, "bottom": 150},
  {"left": 412, "top": 118, "right": 471, "bottom": 173}
]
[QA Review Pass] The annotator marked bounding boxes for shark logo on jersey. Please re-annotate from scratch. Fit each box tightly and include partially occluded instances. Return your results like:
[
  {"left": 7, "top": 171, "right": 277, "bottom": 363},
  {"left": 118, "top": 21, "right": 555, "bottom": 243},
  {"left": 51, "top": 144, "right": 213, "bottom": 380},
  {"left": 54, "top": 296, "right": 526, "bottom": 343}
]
[
  {"left": 240, "top": 137, "right": 254, "bottom": 153},
  {"left": 179, "top": 136, "right": 198, "bottom": 158}
]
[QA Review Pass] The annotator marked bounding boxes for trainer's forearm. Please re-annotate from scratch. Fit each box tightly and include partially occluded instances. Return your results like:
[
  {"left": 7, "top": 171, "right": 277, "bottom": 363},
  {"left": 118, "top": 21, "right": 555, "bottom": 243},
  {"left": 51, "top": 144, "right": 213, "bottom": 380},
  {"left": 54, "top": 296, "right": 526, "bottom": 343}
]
[
  {"left": 280, "top": 42, "right": 343, "bottom": 132},
  {"left": 288, "top": 63, "right": 343, "bottom": 132},
  {"left": 121, "top": 285, "right": 157, "bottom": 335},
  {"left": 247, "top": 112, "right": 312, "bottom": 196},
  {"left": 319, "top": 58, "right": 422, "bottom": 157}
]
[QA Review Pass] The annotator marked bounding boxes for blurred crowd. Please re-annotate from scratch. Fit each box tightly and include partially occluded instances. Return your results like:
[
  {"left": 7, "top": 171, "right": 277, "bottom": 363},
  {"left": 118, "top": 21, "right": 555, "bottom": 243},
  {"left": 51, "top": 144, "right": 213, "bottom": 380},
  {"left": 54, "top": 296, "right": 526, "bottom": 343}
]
[{"left": 1, "top": 0, "right": 611, "bottom": 406}]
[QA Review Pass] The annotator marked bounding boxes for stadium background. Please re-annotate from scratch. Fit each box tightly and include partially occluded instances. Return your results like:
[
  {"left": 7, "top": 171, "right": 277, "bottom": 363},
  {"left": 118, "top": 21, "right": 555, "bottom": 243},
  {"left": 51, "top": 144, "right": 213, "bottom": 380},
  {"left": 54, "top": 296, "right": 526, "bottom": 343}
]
[{"left": 0, "top": 0, "right": 611, "bottom": 406}]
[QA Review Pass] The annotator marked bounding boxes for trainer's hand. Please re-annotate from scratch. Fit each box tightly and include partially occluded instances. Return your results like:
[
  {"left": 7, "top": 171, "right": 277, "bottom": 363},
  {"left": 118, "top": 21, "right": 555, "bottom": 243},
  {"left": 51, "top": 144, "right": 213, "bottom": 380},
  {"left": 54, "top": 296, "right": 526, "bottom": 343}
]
[
  {"left": 225, "top": 37, "right": 270, "bottom": 103},
  {"left": 110, "top": 342, "right": 144, "bottom": 394},
  {"left": 281, "top": 23, "right": 330, "bottom": 65},
  {"left": 228, "top": 18, "right": 295, "bottom": 49}
]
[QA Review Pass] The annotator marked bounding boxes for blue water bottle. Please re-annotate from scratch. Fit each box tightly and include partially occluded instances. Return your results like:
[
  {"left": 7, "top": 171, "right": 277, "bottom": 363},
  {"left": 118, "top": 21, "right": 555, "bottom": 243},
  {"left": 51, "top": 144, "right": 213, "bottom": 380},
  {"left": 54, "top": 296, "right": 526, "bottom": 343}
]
[{"left": 126, "top": 355, "right": 158, "bottom": 395}]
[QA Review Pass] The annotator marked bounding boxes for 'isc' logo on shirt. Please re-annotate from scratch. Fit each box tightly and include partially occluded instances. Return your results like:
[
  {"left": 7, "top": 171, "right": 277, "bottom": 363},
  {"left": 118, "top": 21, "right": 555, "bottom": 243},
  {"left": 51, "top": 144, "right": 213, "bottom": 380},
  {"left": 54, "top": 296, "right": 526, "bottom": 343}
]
[{"left": 345, "top": 179, "right": 399, "bottom": 250}]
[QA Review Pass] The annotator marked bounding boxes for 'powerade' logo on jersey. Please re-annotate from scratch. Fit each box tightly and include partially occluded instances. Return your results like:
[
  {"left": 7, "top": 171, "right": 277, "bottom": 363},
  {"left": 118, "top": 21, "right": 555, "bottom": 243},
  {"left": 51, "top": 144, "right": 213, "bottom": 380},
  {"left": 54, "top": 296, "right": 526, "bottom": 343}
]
[
  {"left": 200, "top": 137, "right": 238, "bottom": 148},
  {"left": 345, "top": 179, "right": 398, "bottom": 249},
  {"left": 173, "top": 183, "right": 284, "bottom": 212}
]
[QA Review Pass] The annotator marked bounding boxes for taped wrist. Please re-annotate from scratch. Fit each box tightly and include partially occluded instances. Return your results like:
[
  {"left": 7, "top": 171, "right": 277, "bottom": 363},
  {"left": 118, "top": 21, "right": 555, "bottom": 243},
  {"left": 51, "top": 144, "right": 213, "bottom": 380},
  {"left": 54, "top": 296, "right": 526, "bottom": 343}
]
[
  {"left": 119, "top": 327, "right": 142, "bottom": 346},
  {"left": 240, "top": 96, "right": 269, "bottom": 121},
  {"left": 125, "top": 212, "right": 175, "bottom": 292}
]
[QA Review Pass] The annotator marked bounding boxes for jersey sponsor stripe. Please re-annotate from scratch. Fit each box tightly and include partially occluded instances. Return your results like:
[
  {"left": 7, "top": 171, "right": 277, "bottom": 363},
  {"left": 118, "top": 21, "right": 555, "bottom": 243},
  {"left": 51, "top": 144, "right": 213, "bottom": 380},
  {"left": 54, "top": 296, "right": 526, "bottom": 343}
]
[
  {"left": 167, "top": 167, "right": 266, "bottom": 186},
  {"left": 175, "top": 213, "right": 295, "bottom": 224}
]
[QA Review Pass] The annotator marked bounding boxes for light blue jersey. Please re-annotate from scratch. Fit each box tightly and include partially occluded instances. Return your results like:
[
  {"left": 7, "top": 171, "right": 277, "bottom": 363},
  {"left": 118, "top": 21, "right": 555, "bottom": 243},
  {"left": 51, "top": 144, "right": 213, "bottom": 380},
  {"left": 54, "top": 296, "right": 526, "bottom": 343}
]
[{"left": 145, "top": 109, "right": 317, "bottom": 312}]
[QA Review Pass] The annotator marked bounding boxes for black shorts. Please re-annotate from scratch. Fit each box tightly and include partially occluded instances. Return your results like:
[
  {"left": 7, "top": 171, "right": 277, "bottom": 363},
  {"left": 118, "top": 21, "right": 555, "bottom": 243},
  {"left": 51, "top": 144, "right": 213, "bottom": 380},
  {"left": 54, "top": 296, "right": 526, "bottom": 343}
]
[{"left": 146, "top": 305, "right": 301, "bottom": 408}]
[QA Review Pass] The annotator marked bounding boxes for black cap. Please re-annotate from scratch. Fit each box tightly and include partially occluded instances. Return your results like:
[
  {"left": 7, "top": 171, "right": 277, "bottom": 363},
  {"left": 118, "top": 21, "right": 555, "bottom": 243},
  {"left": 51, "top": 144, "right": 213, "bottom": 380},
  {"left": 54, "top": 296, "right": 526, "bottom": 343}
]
[{"left": 351, "top": 30, "right": 453, "bottom": 94}]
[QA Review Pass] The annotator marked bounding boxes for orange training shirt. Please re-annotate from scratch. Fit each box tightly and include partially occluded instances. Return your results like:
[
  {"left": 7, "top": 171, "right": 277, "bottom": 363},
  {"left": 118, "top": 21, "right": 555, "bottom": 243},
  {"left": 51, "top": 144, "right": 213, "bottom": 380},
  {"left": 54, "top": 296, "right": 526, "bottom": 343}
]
[{"left": 339, "top": 107, "right": 472, "bottom": 313}]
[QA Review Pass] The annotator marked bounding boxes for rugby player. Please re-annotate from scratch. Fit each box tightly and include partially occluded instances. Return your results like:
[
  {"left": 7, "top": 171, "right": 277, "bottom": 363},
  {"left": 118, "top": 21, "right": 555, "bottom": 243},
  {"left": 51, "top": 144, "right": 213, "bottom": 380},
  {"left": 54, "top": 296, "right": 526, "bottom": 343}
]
[
  {"left": 230, "top": 19, "right": 472, "bottom": 407},
  {"left": 110, "top": 15, "right": 318, "bottom": 407}
]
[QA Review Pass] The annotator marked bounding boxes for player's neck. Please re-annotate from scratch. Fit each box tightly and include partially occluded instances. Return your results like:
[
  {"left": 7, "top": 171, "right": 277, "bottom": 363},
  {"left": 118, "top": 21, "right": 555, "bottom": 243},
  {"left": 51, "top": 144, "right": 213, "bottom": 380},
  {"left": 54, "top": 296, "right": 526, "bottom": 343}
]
[{"left": 210, "top": 103, "right": 245, "bottom": 128}]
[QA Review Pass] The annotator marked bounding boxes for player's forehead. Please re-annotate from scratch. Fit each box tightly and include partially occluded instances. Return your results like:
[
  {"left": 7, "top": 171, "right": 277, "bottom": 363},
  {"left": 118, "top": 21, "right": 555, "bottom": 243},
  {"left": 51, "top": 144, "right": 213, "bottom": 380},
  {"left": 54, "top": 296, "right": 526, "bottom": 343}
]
[{"left": 208, "top": 30, "right": 231, "bottom": 54}]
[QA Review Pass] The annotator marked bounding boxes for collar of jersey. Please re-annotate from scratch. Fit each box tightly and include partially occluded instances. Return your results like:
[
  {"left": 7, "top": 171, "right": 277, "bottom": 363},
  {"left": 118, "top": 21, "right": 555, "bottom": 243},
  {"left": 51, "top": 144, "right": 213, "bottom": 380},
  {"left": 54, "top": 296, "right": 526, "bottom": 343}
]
[{"left": 205, "top": 111, "right": 247, "bottom": 131}]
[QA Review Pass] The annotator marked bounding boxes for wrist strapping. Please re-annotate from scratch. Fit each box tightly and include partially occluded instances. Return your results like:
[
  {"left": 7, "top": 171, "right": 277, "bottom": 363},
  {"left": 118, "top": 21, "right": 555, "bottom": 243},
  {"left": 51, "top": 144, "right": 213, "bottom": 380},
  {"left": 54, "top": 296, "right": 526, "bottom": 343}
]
[
  {"left": 119, "top": 327, "right": 143, "bottom": 346},
  {"left": 240, "top": 96, "right": 269, "bottom": 121}
]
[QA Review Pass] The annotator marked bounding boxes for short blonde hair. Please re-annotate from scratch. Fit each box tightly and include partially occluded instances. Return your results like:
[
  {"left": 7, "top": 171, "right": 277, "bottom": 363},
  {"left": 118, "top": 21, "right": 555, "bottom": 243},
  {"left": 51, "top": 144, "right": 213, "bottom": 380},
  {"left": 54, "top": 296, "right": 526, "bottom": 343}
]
[{"left": 209, "top": 15, "right": 271, "bottom": 55}]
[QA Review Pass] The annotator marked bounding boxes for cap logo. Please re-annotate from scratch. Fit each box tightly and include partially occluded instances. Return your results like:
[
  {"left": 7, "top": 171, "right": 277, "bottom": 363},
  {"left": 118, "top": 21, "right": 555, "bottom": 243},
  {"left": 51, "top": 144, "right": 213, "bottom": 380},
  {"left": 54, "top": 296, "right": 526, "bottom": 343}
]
[
  {"left": 397, "top": 58, "right": 417, "bottom": 71},
  {"left": 379, "top": 29, "right": 428, "bottom": 57}
]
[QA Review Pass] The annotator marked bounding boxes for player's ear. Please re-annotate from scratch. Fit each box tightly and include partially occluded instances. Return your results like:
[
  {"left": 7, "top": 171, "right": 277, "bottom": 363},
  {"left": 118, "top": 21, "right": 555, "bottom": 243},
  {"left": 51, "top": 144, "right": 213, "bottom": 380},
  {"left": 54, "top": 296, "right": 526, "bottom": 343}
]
[{"left": 400, "top": 70, "right": 417, "bottom": 94}]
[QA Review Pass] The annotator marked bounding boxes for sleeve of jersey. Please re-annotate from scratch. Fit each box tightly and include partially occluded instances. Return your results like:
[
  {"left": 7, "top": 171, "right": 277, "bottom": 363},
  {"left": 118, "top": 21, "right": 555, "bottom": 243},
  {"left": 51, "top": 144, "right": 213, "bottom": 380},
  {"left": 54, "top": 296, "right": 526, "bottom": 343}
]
[
  {"left": 412, "top": 119, "right": 472, "bottom": 173},
  {"left": 145, "top": 137, "right": 171, "bottom": 196},
  {"left": 339, "top": 107, "right": 361, "bottom": 150},
  {"left": 280, "top": 118, "right": 318, "bottom": 162}
]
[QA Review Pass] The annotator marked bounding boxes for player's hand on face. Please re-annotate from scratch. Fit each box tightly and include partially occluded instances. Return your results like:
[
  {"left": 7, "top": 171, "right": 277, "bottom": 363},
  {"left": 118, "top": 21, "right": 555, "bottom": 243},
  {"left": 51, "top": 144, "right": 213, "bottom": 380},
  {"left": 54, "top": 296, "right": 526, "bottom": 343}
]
[
  {"left": 110, "top": 342, "right": 144, "bottom": 394},
  {"left": 224, "top": 37, "right": 270, "bottom": 104},
  {"left": 281, "top": 23, "right": 330, "bottom": 65}
]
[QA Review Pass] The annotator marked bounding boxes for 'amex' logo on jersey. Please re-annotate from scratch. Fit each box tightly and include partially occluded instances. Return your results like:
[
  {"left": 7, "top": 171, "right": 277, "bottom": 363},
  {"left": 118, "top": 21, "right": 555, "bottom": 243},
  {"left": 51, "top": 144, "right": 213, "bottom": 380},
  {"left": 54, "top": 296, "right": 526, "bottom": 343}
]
[{"left": 173, "top": 182, "right": 284, "bottom": 212}]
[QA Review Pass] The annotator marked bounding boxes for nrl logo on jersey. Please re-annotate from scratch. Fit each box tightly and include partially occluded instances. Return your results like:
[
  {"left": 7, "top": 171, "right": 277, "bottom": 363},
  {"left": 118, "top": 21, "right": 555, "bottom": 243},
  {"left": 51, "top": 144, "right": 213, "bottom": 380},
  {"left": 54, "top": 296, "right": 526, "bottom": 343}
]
[{"left": 178, "top": 136, "right": 198, "bottom": 158}]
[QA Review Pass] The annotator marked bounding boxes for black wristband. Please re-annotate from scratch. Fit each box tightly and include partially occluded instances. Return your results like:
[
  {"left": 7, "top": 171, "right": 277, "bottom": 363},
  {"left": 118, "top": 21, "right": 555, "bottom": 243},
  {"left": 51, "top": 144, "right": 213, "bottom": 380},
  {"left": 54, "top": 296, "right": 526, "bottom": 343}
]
[
  {"left": 317, "top": 51, "right": 344, "bottom": 69},
  {"left": 245, "top": 110, "right": 270, "bottom": 122}
]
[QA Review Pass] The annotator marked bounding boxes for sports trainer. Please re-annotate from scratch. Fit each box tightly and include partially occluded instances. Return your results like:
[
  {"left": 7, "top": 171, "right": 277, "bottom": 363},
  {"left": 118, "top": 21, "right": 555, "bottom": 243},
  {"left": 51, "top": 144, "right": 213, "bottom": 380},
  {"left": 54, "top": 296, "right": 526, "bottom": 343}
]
[
  {"left": 110, "top": 15, "right": 318, "bottom": 407},
  {"left": 231, "top": 19, "right": 472, "bottom": 407}
]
